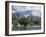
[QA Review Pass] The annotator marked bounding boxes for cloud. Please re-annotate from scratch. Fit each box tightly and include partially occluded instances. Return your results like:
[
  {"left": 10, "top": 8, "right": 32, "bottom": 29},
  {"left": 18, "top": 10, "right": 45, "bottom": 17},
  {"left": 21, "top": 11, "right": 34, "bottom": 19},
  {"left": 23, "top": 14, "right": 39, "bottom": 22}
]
[
  {"left": 12, "top": 5, "right": 25, "bottom": 13},
  {"left": 12, "top": 5, "right": 41, "bottom": 17},
  {"left": 32, "top": 10, "right": 41, "bottom": 17},
  {"left": 12, "top": 5, "right": 32, "bottom": 12}
]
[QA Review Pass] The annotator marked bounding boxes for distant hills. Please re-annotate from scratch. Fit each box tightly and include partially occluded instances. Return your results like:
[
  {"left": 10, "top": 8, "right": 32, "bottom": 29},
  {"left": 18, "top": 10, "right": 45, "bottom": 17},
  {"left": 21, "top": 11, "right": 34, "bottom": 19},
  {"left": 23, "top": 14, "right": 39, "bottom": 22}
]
[
  {"left": 14, "top": 12, "right": 25, "bottom": 19},
  {"left": 27, "top": 15, "right": 41, "bottom": 20},
  {"left": 12, "top": 10, "right": 41, "bottom": 20},
  {"left": 22, "top": 10, "right": 32, "bottom": 17}
]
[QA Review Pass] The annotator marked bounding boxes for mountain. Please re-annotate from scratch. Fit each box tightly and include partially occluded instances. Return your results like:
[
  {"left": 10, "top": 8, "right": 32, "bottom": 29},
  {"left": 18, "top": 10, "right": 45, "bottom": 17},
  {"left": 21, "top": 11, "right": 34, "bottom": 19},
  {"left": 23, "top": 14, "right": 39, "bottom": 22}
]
[
  {"left": 13, "top": 10, "right": 32, "bottom": 18},
  {"left": 22, "top": 10, "right": 32, "bottom": 17},
  {"left": 14, "top": 12, "right": 25, "bottom": 19},
  {"left": 12, "top": 10, "right": 41, "bottom": 20},
  {"left": 27, "top": 15, "right": 41, "bottom": 20}
]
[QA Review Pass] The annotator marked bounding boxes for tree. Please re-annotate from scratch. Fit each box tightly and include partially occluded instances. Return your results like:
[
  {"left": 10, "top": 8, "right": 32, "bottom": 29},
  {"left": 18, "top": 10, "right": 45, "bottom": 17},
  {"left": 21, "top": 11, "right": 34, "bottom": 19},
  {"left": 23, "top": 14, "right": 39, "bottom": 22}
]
[
  {"left": 30, "top": 17, "right": 34, "bottom": 26},
  {"left": 19, "top": 18, "right": 27, "bottom": 27},
  {"left": 34, "top": 20, "right": 39, "bottom": 25},
  {"left": 12, "top": 13, "right": 19, "bottom": 27}
]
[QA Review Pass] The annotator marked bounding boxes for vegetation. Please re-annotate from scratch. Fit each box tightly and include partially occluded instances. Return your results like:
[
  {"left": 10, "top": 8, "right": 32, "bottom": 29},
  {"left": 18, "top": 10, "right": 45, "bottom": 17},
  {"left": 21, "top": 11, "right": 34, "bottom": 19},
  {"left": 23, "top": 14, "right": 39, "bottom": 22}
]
[{"left": 12, "top": 13, "right": 41, "bottom": 27}]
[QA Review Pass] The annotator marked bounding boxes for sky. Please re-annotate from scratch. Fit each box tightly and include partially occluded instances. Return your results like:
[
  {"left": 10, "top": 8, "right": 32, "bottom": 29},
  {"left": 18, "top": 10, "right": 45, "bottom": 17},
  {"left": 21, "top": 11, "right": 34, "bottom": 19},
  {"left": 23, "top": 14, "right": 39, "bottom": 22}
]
[{"left": 12, "top": 5, "right": 41, "bottom": 17}]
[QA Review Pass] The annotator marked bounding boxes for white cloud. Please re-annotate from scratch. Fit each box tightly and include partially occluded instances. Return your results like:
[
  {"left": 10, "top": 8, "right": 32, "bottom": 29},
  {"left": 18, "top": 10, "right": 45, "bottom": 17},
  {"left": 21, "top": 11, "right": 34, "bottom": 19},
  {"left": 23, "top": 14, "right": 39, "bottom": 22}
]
[
  {"left": 25, "top": 6, "right": 32, "bottom": 10},
  {"left": 31, "top": 6, "right": 41, "bottom": 17},
  {"left": 12, "top": 6, "right": 41, "bottom": 17},
  {"left": 32, "top": 10, "right": 41, "bottom": 17},
  {"left": 31, "top": 6, "right": 41, "bottom": 10}
]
